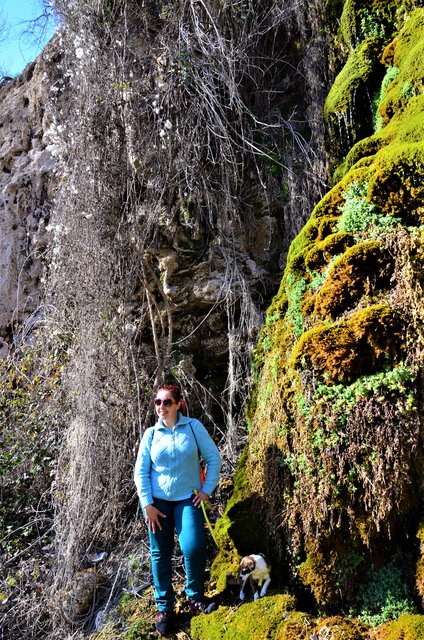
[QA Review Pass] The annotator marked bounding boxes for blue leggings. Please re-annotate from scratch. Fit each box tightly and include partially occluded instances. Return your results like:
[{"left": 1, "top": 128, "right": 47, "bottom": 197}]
[{"left": 147, "top": 496, "right": 206, "bottom": 612}]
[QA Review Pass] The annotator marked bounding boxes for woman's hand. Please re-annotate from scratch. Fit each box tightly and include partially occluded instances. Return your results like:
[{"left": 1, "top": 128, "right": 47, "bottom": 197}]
[
  {"left": 145, "top": 504, "right": 166, "bottom": 533},
  {"left": 193, "top": 489, "right": 209, "bottom": 508}
]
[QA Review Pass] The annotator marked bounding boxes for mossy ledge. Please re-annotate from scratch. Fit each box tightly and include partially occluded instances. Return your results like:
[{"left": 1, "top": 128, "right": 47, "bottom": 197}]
[{"left": 212, "top": 4, "right": 424, "bottom": 638}]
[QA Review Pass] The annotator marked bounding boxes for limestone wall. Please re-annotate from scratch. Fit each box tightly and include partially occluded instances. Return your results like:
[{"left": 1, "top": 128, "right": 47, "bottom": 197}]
[{"left": 0, "top": 43, "right": 58, "bottom": 356}]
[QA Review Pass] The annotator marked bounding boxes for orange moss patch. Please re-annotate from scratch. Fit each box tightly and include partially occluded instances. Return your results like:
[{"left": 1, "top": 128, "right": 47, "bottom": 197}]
[
  {"left": 313, "top": 241, "right": 393, "bottom": 320},
  {"left": 276, "top": 612, "right": 315, "bottom": 640},
  {"left": 304, "top": 231, "right": 355, "bottom": 271},
  {"left": 291, "top": 304, "right": 405, "bottom": 384}
]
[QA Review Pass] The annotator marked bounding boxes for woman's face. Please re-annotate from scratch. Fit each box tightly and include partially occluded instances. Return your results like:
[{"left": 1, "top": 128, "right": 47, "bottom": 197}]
[{"left": 154, "top": 389, "right": 181, "bottom": 427}]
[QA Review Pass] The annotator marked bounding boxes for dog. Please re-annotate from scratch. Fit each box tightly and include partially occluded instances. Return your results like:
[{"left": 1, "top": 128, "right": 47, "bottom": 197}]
[{"left": 239, "top": 553, "right": 271, "bottom": 601}]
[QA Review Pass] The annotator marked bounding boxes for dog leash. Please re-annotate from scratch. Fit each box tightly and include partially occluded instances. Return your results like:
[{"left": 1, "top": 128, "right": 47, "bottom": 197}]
[
  {"left": 189, "top": 423, "right": 220, "bottom": 548},
  {"left": 194, "top": 489, "right": 220, "bottom": 548}
]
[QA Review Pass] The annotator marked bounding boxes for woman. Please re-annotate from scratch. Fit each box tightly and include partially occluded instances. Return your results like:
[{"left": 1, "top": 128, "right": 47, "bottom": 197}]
[{"left": 134, "top": 384, "right": 222, "bottom": 637}]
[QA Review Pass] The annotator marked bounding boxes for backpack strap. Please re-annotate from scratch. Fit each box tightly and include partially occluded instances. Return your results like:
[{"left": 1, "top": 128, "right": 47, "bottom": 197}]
[
  {"left": 189, "top": 422, "right": 201, "bottom": 460},
  {"left": 148, "top": 427, "right": 155, "bottom": 458},
  {"left": 189, "top": 422, "right": 207, "bottom": 486}
]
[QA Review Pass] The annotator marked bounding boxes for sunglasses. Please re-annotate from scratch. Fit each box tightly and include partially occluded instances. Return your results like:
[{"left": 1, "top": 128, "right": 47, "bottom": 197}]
[{"left": 154, "top": 398, "right": 175, "bottom": 407}]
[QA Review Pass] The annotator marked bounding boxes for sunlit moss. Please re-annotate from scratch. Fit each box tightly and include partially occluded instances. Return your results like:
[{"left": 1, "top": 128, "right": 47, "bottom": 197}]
[
  {"left": 190, "top": 594, "right": 297, "bottom": 640},
  {"left": 324, "top": 36, "right": 384, "bottom": 161},
  {"left": 375, "top": 613, "right": 424, "bottom": 639},
  {"left": 291, "top": 304, "right": 404, "bottom": 384},
  {"left": 379, "top": 10, "right": 424, "bottom": 124},
  {"left": 212, "top": 3, "right": 424, "bottom": 634},
  {"left": 312, "top": 240, "right": 392, "bottom": 320}
]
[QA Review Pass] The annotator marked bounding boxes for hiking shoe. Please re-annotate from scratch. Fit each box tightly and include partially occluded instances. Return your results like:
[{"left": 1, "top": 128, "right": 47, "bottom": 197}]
[
  {"left": 189, "top": 597, "right": 217, "bottom": 614},
  {"left": 155, "top": 611, "right": 175, "bottom": 636}
]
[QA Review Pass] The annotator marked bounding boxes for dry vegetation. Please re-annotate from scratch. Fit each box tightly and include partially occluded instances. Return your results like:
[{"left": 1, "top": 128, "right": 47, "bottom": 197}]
[{"left": 0, "top": 0, "right": 328, "bottom": 637}]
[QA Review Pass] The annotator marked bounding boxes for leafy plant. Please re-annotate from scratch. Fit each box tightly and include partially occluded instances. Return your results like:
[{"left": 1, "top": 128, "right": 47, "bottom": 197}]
[
  {"left": 360, "top": 10, "right": 386, "bottom": 41},
  {"left": 353, "top": 560, "right": 416, "bottom": 626},
  {"left": 373, "top": 66, "right": 399, "bottom": 131},
  {"left": 286, "top": 274, "right": 307, "bottom": 337},
  {"left": 0, "top": 348, "right": 66, "bottom": 552},
  {"left": 402, "top": 81, "right": 417, "bottom": 99},
  {"left": 336, "top": 181, "right": 402, "bottom": 236},
  {"left": 314, "top": 364, "right": 416, "bottom": 415}
]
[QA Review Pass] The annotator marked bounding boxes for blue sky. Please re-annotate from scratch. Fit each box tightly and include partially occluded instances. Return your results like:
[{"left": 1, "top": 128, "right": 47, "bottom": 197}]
[{"left": 0, "top": 0, "right": 57, "bottom": 77}]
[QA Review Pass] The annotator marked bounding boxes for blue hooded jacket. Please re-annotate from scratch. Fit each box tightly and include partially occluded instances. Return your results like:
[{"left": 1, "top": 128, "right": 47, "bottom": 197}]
[{"left": 134, "top": 413, "right": 221, "bottom": 508}]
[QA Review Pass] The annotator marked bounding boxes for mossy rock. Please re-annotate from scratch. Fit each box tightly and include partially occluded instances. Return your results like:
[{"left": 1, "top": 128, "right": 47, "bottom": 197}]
[
  {"left": 297, "top": 532, "right": 368, "bottom": 610},
  {"left": 335, "top": 94, "right": 424, "bottom": 185},
  {"left": 285, "top": 164, "right": 375, "bottom": 278},
  {"left": 339, "top": 0, "right": 419, "bottom": 48},
  {"left": 333, "top": 134, "right": 385, "bottom": 182},
  {"left": 333, "top": 9, "right": 424, "bottom": 185},
  {"left": 324, "top": 36, "right": 384, "bottom": 161},
  {"left": 219, "top": 0, "right": 424, "bottom": 624},
  {"left": 312, "top": 240, "right": 393, "bottom": 320},
  {"left": 304, "top": 231, "right": 355, "bottom": 271},
  {"left": 312, "top": 616, "right": 370, "bottom": 639},
  {"left": 211, "top": 447, "right": 265, "bottom": 591},
  {"left": 327, "top": 7, "right": 424, "bottom": 172},
  {"left": 369, "top": 140, "right": 424, "bottom": 224},
  {"left": 190, "top": 594, "right": 297, "bottom": 640},
  {"left": 291, "top": 304, "right": 404, "bottom": 384},
  {"left": 379, "top": 9, "right": 424, "bottom": 125}
]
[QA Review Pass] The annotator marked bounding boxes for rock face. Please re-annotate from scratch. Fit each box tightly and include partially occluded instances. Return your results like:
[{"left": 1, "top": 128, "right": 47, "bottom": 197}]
[
  {"left": 0, "top": 3, "right": 331, "bottom": 637},
  {"left": 218, "top": 0, "right": 424, "bottom": 625},
  {"left": 0, "top": 43, "right": 58, "bottom": 356}
]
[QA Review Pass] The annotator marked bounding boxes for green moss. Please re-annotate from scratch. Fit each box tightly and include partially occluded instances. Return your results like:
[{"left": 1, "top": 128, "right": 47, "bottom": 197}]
[
  {"left": 324, "top": 36, "right": 384, "bottom": 160},
  {"left": 285, "top": 163, "right": 379, "bottom": 277},
  {"left": 211, "top": 447, "right": 263, "bottom": 591},
  {"left": 333, "top": 9, "right": 424, "bottom": 184},
  {"left": 190, "top": 594, "right": 297, "bottom": 640},
  {"left": 377, "top": 613, "right": 424, "bottom": 640},
  {"left": 339, "top": 0, "right": 358, "bottom": 46},
  {"left": 333, "top": 137, "right": 383, "bottom": 182},
  {"left": 88, "top": 591, "right": 158, "bottom": 640},
  {"left": 374, "top": 66, "right": 400, "bottom": 131},
  {"left": 369, "top": 139, "right": 424, "bottom": 224},
  {"left": 324, "top": 35, "right": 378, "bottom": 114},
  {"left": 379, "top": 10, "right": 424, "bottom": 124},
  {"left": 327, "top": 7, "right": 424, "bottom": 173},
  {"left": 339, "top": 0, "right": 419, "bottom": 47},
  {"left": 336, "top": 181, "right": 403, "bottom": 236},
  {"left": 298, "top": 548, "right": 338, "bottom": 607},
  {"left": 217, "top": 2, "right": 424, "bottom": 628}
]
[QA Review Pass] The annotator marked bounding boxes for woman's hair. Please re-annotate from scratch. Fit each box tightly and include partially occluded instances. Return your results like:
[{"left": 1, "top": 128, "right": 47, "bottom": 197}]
[{"left": 155, "top": 384, "right": 187, "bottom": 415}]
